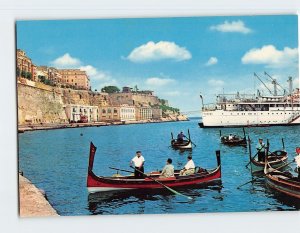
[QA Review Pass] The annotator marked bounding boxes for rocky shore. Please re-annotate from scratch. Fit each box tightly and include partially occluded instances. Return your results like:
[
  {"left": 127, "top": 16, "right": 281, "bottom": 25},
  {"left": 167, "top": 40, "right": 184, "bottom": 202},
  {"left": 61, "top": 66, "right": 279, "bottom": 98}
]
[{"left": 19, "top": 174, "right": 59, "bottom": 217}]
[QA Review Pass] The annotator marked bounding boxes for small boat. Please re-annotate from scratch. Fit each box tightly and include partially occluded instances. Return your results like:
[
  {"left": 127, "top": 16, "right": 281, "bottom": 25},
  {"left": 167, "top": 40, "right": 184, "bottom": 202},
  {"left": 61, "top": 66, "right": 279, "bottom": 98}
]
[
  {"left": 219, "top": 128, "right": 247, "bottom": 147},
  {"left": 87, "top": 142, "right": 221, "bottom": 193},
  {"left": 248, "top": 138, "right": 288, "bottom": 173},
  {"left": 170, "top": 129, "right": 193, "bottom": 150},
  {"left": 264, "top": 158, "right": 300, "bottom": 200}
]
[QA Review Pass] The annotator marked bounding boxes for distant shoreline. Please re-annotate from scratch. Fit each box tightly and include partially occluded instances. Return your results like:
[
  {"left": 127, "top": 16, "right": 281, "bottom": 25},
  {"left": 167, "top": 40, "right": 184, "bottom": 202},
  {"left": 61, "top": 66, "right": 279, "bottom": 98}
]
[{"left": 18, "top": 118, "right": 190, "bottom": 133}]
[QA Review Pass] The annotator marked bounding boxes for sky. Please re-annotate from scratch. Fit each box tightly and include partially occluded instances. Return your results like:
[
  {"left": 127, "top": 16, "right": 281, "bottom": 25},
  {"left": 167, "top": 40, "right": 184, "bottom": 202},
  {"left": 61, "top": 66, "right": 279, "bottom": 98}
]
[{"left": 16, "top": 15, "right": 299, "bottom": 116}]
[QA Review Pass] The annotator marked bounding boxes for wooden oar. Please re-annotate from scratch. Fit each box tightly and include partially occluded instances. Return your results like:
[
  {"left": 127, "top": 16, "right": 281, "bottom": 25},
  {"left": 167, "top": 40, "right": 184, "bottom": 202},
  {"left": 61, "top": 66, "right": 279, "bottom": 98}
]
[
  {"left": 130, "top": 166, "right": 193, "bottom": 200},
  {"left": 237, "top": 159, "right": 295, "bottom": 189},
  {"left": 109, "top": 166, "right": 193, "bottom": 200}
]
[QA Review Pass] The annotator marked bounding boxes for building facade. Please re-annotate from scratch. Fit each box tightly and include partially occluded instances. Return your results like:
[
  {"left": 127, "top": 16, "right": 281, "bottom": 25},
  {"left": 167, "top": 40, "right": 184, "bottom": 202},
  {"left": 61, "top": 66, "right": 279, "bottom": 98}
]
[
  {"left": 17, "top": 49, "right": 37, "bottom": 81},
  {"left": 120, "top": 105, "right": 136, "bottom": 122},
  {"left": 58, "top": 69, "right": 90, "bottom": 90},
  {"left": 65, "top": 104, "right": 99, "bottom": 123},
  {"left": 136, "top": 106, "right": 153, "bottom": 120}
]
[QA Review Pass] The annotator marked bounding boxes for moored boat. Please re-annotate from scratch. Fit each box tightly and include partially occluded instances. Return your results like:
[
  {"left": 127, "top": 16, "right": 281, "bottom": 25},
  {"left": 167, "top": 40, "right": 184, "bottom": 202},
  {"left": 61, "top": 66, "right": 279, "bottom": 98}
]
[
  {"left": 264, "top": 157, "right": 300, "bottom": 200},
  {"left": 170, "top": 129, "right": 193, "bottom": 150},
  {"left": 248, "top": 138, "right": 288, "bottom": 173},
  {"left": 87, "top": 142, "right": 221, "bottom": 193},
  {"left": 219, "top": 128, "right": 247, "bottom": 147}
]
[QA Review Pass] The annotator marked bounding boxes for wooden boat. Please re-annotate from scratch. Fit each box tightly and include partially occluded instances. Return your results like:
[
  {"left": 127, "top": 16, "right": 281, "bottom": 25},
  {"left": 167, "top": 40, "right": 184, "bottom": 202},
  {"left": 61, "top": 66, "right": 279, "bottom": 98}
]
[
  {"left": 170, "top": 129, "right": 193, "bottom": 149},
  {"left": 264, "top": 158, "right": 300, "bottom": 200},
  {"left": 87, "top": 142, "right": 221, "bottom": 193},
  {"left": 219, "top": 128, "right": 247, "bottom": 147},
  {"left": 248, "top": 137, "right": 288, "bottom": 173}
]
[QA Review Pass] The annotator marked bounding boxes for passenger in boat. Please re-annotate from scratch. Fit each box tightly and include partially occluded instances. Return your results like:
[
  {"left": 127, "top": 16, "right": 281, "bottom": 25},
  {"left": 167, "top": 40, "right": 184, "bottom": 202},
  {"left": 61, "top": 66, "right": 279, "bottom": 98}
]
[
  {"left": 228, "top": 134, "right": 234, "bottom": 140},
  {"left": 177, "top": 131, "right": 186, "bottom": 143},
  {"left": 130, "top": 151, "right": 145, "bottom": 178},
  {"left": 295, "top": 147, "right": 300, "bottom": 180},
  {"left": 159, "top": 158, "right": 175, "bottom": 178},
  {"left": 256, "top": 138, "right": 266, "bottom": 162},
  {"left": 180, "top": 155, "right": 195, "bottom": 176}
]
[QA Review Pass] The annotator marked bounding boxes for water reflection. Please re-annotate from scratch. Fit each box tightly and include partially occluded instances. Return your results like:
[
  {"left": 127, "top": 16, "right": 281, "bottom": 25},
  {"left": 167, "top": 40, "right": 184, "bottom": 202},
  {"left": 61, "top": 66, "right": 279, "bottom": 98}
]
[{"left": 87, "top": 180, "right": 223, "bottom": 215}]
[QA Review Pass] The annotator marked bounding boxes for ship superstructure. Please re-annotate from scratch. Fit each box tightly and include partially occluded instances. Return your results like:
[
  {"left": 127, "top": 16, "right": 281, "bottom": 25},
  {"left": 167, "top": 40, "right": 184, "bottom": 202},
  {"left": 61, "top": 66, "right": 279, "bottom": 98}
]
[{"left": 200, "top": 74, "right": 300, "bottom": 128}]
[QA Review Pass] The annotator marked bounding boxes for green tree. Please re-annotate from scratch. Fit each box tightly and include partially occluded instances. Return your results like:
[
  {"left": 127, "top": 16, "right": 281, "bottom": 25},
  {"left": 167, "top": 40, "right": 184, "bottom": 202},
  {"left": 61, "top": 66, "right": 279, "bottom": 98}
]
[
  {"left": 21, "top": 70, "right": 26, "bottom": 78},
  {"left": 101, "top": 86, "right": 120, "bottom": 93},
  {"left": 25, "top": 72, "right": 32, "bottom": 80},
  {"left": 16, "top": 67, "right": 20, "bottom": 77}
]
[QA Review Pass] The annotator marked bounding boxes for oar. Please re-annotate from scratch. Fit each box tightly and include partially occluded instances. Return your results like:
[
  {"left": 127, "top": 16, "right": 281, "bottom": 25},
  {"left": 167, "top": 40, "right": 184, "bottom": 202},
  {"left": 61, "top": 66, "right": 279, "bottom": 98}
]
[
  {"left": 237, "top": 159, "right": 295, "bottom": 189},
  {"left": 109, "top": 167, "right": 193, "bottom": 200},
  {"left": 185, "top": 129, "right": 196, "bottom": 147},
  {"left": 132, "top": 166, "right": 193, "bottom": 200},
  {"left": 281, "top": 138, "right": 285, "bottom": 151}
]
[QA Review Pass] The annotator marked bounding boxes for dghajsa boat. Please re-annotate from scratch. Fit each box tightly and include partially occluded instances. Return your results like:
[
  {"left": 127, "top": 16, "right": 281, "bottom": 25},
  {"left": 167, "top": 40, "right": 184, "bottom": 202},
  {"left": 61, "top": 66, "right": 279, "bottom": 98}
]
[{"left": 86, "top": 142, "right": 221, "bottom": 193}]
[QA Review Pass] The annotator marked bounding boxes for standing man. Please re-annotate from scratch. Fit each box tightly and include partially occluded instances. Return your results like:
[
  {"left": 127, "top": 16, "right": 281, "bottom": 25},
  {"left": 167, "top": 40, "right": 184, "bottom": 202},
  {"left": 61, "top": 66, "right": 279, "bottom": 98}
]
[
  {"left": 180, "top": 155, "right": 195, "bottom": 176},
  {"left": 160, "top": 158, "right": 175, "bottom": 178},
  {"left": 130, "top": 151, "right": 145, "bottom": 179},
  {"left": 256, "top": 138, "right": 266, "bottom": 162},
  {"left": 177, "top": 131, "right": 186, "bottom": 143}
]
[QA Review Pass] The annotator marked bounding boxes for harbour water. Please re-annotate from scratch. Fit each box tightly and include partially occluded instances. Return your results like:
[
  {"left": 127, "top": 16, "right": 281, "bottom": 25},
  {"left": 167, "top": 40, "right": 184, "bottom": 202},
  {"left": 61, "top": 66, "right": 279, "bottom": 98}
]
[{"left": 18, "top": 119, "right": 300, "bottom": 215}]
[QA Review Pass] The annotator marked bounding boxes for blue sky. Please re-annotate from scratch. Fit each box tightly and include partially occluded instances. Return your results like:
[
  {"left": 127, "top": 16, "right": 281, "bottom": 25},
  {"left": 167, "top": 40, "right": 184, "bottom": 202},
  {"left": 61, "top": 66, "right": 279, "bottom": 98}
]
[{"left": 16, "top": 15, "right": 299, "bottom": 116}]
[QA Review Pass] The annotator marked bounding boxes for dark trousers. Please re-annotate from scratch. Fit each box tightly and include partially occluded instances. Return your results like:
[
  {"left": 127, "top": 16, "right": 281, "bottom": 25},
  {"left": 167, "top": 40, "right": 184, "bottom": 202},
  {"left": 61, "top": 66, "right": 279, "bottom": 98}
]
[
  {"left": 134, "top": 166, "right": 144, "bottom": 178},
  {"left": 258, "top": 152, "right": 265, "bottom": 162},
  {"left": 298, "top": 167, "right": 300, "bottom": 180}
]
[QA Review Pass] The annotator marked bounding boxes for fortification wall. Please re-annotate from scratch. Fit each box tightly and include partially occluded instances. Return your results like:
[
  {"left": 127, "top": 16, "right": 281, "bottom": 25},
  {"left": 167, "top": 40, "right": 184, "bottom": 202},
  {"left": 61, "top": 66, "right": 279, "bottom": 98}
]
[{"left": 17, "top": 84, "right": 67, "bottom": 125}]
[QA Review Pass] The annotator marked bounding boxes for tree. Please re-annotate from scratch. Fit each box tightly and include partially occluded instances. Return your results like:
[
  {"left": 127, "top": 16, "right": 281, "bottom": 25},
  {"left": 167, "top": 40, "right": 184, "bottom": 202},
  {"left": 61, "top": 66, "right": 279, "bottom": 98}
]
[
  {"left": 21, "top": 70, "right": 26, "bottom": 78},
  {"left": 25, "top": 72, "right": 32, "bottom": 80},
  {"left": 101, "top": 86, "right": 120, "bottom": 93},
  {"left": 16, "top": 67, "right": 20, "bottom": 77}
]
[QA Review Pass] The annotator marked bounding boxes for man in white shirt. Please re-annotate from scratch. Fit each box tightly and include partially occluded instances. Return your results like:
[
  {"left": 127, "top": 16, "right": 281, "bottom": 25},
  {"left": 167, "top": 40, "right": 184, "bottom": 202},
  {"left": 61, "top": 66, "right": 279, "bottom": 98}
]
[
  {"left": 180, "top": 155, "right": 195, "bottom": 176},
  {"left": 130, "top": 151, "right": 145, "bottom": 178}
]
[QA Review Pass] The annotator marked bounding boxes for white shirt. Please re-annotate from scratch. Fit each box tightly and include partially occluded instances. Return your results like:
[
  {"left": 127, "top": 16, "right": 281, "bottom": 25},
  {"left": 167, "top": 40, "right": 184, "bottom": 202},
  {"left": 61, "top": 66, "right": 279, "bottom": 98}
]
[
  {"left": 132, "top": 155, "right": 145, "bottom": 167},
  {"left": 295, "top": 154, "right": 300, "bottom": 167},
  {"left": 184, "top": 160, "right": 195, "bottom": 170}
]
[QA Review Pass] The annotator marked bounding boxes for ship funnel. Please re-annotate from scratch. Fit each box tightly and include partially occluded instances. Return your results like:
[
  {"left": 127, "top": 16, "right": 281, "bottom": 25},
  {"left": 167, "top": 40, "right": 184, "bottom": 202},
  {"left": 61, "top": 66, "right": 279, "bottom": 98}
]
[{"left": 287, "top": 77, "right": 293, "bottom": 95}]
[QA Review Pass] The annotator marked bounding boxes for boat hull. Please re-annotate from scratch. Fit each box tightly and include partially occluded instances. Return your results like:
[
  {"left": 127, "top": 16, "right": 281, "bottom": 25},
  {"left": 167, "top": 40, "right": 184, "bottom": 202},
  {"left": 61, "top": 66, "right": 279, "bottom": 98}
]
[
  {"left": 87, "top": 167, "right": 221, "bottom": 193},
  {"left": 250, "top": 151, "right": 288, "bottom": 173},
  {"left": 171, "top": 139, "right": 192, "bottom": 149}
]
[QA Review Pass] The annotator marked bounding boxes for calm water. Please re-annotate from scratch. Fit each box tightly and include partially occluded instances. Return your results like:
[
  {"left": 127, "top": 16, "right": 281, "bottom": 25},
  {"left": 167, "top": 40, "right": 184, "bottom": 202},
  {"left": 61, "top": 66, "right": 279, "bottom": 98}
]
[{"left": 18, "top": 119, "right": 300, "bottom": 215}]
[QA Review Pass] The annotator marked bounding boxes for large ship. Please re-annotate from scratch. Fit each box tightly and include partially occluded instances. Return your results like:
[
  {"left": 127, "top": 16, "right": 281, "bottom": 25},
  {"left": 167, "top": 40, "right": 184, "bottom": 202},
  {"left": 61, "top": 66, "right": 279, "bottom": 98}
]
[{"left": 199, "top": 74, "right": 300, "bottom": 128}]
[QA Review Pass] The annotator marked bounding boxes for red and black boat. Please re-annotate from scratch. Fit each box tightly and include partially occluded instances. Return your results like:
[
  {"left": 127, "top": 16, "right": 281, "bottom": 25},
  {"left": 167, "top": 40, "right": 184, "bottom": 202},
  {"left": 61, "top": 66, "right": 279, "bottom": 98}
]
[{"left": 87, "top": 142, "right": 221, "bottom": 193}]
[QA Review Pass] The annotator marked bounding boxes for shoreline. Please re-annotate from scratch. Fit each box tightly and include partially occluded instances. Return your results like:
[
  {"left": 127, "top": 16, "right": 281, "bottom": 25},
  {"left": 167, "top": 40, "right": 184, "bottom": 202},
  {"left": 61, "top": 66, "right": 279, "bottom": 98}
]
[
  {"left": 18, "top": 118, "right": 189, "bottom": 133},
  {"left": 19, "top": 174, "right": 59, "bottom": 217}
]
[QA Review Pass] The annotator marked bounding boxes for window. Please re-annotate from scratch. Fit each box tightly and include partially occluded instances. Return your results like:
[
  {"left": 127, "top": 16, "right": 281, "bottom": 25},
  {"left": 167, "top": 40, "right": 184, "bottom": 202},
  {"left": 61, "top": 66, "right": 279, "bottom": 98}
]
[{"left": 102, "top": 109, "right": 106, "bottom": 113}]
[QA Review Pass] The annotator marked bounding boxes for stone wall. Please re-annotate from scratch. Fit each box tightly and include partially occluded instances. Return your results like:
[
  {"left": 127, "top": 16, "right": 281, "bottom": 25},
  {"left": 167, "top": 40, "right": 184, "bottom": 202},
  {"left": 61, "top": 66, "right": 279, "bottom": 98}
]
[{"left": 18, "top": 83, "right": 67, "bottom": 125}]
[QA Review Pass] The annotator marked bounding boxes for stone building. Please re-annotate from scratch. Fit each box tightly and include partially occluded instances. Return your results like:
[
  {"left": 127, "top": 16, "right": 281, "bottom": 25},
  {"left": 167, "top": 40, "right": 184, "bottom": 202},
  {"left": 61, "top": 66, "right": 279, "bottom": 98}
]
[
  {"left": 99, "top": 106, "right": 120, "bottom": 122},
  {"left": 120, "top": 105, "right": 136, "bottom": 122},
  {"left": 58, "top": 69, "right": 90, "bottom": 90},
  {"left": 65, "top": 104, "right": 99, "bottom": 123},
  {"left": 136, "top": 106, "right": 153, "bottom": 120},
  {"left": 152, "top": 106, "right": 163, "bottom": 120},
  {"left": 17, "top": 49, "right": 37, "bottom": 81}
]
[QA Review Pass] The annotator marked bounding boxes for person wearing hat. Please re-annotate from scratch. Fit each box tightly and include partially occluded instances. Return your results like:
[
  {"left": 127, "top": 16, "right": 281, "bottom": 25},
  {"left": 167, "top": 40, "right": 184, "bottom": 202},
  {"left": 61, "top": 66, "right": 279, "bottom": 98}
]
[
  {"left": 130, "top": 151, "right": 145, "bottom": 178},
  {"left": 180, "top": 155, "right": 195, "bottom": 176},
  {"left": 159, "top": 158, "right": 175, "bottom": 178},
  {"left": 256, "top": 138, "right": 266, "bottom": 162}
]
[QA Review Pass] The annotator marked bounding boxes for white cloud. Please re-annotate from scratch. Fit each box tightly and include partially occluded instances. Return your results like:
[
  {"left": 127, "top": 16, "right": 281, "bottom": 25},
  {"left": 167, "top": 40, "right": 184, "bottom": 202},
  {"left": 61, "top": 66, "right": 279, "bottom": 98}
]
[
  {"left": 205, "top": 57, "right": 218, "bottom": 66},
  {"left": 210, "top": 20, "right": 252, "bottom": 34},
  {"left": 50, "top": 53, "right": 81, "bottom": 68},
  {"left": 145, "top": 77, "right": 175, "bottom": 86},
  {"left": 126, "top": 41, "right": 192, "bottom": 63},
  {"left": 242, "top": 45, "right": 298, "bottom": 68},
  {"left": 79, "top": 65, "right": 111, "bottom": 81},
  {"left": 208, "top": 79, "right": 225, "bottom": 87}
]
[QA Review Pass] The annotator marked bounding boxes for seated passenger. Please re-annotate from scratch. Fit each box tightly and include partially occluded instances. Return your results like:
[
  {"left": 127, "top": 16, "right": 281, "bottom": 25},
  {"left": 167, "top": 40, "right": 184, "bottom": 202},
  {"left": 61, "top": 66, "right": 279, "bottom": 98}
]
[
  {"left": 180, "top": 155, "right": 195, "bottom": 176},
  {"left": 159, "top": 158, "right": 175, "bottom": 178}
]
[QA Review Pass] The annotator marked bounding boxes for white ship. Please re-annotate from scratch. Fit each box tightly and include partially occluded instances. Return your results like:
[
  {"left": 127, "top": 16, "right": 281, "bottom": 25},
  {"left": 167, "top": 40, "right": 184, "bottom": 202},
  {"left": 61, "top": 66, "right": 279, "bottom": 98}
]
[{"left": 199, "top": 74, "right": 300, "bottom": 128}]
